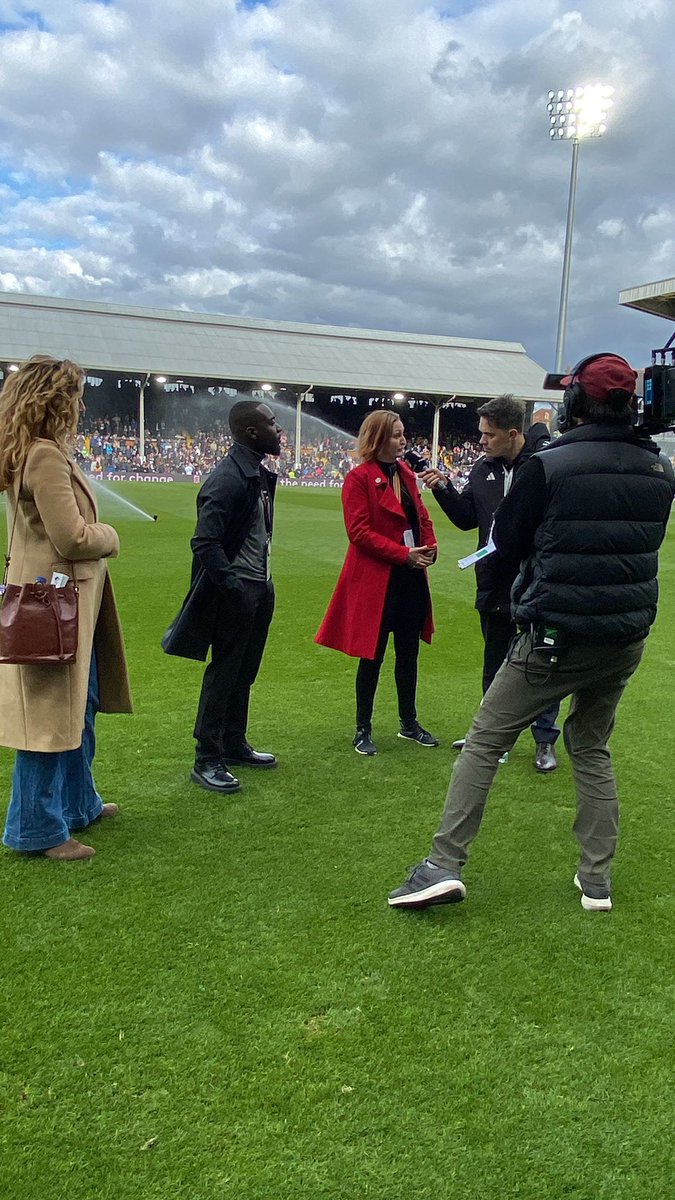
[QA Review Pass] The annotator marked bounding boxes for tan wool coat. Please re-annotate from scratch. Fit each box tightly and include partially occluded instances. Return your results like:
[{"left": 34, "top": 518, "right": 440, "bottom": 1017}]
[{"left": 0, "top": 439, "right": 133, "bottom": 752}]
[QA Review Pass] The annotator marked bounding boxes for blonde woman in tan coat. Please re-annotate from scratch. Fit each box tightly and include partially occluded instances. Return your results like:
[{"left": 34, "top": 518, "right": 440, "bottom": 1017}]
[{"left": 0, "top": 356, "right": 132, "bottom": 861}]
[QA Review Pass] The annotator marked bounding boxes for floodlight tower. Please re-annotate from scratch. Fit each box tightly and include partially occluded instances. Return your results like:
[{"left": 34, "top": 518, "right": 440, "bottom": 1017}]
[{"left": 547, "top": 84, "right": 614, "bottom": 372}]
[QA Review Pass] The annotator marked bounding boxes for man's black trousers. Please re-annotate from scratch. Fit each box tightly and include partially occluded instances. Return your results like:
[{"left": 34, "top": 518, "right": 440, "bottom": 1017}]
[
  {"left": 479, "top": 610, "right": 515, "bottom": 694},
  {"left": 479, "top": 610, "right": 560, "bottom": 745},
  {"left": 194, "top": 580, "right": 275, "bottom": 765}
]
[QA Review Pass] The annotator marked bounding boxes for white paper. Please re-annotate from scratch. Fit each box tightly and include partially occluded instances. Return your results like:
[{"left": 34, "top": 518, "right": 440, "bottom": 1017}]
[{"left": 458, "top": 534, "right": 497, "bottom": 570}]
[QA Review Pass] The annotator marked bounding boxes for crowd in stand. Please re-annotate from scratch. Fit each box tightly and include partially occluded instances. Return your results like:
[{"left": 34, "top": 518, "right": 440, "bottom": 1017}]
[
  {"left": 75, "top": 418, "right": 482, "bottom": 485},
  {"left": 408, "top": 434, "right": 483, "bottom": 485}
]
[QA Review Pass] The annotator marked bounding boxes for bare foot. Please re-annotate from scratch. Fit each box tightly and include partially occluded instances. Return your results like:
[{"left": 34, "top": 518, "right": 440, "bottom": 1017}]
[{"left": 43, "top": 838, "right": 95, "bottom": 861}]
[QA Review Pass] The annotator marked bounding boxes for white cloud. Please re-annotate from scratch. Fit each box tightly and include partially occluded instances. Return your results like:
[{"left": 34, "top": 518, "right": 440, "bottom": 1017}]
[
  {"left": 598, "top": 219, "right": 625, "bottom": 239},
  {"left": 0, "top": 0, "right": 672, "bottom": 370}
]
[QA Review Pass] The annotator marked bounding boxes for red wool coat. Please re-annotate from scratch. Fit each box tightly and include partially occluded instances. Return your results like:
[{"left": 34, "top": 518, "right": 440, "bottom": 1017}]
[{"left": 315, "top": 459, "right": 436, "bottom": 660}]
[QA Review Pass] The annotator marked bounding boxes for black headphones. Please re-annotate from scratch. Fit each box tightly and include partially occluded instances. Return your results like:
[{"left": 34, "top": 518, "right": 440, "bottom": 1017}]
[{"left": 557, "top": 352, "right": 634, "bottom": 433}]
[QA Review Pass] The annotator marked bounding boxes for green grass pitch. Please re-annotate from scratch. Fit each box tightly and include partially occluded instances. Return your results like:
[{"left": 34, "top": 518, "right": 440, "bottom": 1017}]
[{"left": 1, "top": 482, "right": 674, "bottom": 1200}]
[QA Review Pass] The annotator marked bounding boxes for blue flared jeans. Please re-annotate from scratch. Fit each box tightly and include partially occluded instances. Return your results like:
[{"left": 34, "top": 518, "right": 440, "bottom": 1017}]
[{"left": 3, "top": 653, "right": 103, "bottom": 853}]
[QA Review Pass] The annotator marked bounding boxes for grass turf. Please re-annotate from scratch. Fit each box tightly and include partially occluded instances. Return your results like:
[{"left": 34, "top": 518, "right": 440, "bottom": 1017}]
[{"left": 1, "top": 482, "right": 673, "bottom": 1200}]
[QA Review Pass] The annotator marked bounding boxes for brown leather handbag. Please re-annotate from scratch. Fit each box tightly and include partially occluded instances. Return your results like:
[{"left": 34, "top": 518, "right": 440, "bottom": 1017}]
[{"left": 0, "top": 467, "right": 79, "bottom": 665}]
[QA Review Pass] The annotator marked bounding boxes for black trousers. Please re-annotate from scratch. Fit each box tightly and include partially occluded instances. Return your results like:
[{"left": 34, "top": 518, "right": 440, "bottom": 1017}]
[
  {"left": 194, "top": 579, "right": 275, "bottom": 765},
  {"left": 479, "top": 610, "right": 560, "bottom": 745},
  {"left": 355, "top": 568, "right": 427, "bottom": 731},
  {"left": 479, "top": 610, "right": 515, "bottom": 694}
]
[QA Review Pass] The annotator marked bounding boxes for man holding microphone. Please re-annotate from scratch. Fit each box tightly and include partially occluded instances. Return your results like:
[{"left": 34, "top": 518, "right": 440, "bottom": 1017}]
[{"left": 420, "top": 394, "right": 559, "bottom": 772}]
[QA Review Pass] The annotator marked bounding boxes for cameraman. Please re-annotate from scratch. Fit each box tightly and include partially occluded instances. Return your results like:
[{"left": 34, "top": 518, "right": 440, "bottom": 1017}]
[
  {"left": 421, "top": 395, "right": 560, "bottom": 772},
  {"left": 389, "top": 353, "right": 674, "bottom": 913}
]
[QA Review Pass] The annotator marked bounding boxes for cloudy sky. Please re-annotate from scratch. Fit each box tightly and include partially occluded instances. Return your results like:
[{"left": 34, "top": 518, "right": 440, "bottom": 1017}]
[{"left": 0, "top": 0, "right": 672, "bottom": 371}]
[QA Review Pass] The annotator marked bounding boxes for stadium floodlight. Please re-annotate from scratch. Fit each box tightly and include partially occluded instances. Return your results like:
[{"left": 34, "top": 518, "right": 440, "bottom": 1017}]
[
  {"left": 547, "top": 84, "right": 614, "bottom": 372},
  {"left": 392, "top": 392, "right": 406, "bottom": 403},
  {"left": 547, "top": 84, "right": 613, "bottom": 142},
  {"left": 7, "top": 364, "right": 19, "bottom": 372},
  {"left": 155, "top": 375, "right": 167, "bottom": 384},
  {"left": 261, "top": 382, "right": 273, "bottom": 392}
]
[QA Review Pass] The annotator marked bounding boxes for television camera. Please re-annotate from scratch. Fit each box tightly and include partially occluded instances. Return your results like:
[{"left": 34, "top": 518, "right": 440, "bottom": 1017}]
[{"left": 543, "top": 332, "right": 675, "bottom": 434}]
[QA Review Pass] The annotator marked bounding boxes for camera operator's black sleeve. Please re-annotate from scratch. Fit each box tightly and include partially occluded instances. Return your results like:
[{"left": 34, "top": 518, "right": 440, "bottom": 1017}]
[
  {"left": 492, "top": 458, "right": 547, "bottom": 562},
  {"left": 431, "top": 478, "right": 478, "bottom": 530}
]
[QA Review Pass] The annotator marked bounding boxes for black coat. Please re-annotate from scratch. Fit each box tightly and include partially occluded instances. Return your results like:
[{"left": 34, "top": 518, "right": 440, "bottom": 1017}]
[
  {"left": 432, "top": 422, "right": 551, "bottom": 612},
  {"left": 162, "top": 443, "right": 277, "bottom": 661}
]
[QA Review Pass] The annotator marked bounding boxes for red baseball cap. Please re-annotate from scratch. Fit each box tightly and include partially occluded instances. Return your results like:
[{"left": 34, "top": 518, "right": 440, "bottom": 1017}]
[{"left": 561, "top": 354, "right": 637, "bottom": 401}]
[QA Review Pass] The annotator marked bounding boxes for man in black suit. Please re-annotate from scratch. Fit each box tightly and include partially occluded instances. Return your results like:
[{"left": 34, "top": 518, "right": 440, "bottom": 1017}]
[
  {"left": 163, "top": 400, "right": 282, "bottom": 794},
  {"left": 421, "top": 395, "right": 560, "bottom": 772}
]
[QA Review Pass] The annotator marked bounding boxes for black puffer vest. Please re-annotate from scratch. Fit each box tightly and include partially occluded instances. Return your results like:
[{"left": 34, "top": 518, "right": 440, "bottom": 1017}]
[{"left": 511, "top": 425, "right": 674, "bottom": 643}]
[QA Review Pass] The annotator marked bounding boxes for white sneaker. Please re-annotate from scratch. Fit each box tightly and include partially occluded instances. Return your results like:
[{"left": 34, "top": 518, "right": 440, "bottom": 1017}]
[
  {"left": 574, "top": 873, "right": 612, "bottom": 912},
  {"left": 453, "top": 738, "right": 508, "bottom": 763}
]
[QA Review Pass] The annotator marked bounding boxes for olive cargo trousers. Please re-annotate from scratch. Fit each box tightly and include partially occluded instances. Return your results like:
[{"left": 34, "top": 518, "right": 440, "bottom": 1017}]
[{"left": 430, "top": 633, "right": 645, "bottom": 894}]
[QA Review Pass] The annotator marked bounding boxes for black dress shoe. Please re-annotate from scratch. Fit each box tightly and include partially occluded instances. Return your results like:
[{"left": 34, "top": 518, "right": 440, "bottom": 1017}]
[
  {"left": 191, "top": 763, "right": 241, "bottom": 793},
  {"left": 223, "top": 744, "right": 278, "bottom": 769},
  {"left": 534, "top": 742, "right": 558, "bottom": 772}
]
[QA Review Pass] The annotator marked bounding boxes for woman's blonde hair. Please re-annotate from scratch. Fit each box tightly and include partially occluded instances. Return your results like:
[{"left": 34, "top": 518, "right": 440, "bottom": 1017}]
[
  {"left": 0, "top": 355, "right": 84, "bottom": 491},
  {"left": 357, "top": 409, "right": 402, "bottom": 462}
]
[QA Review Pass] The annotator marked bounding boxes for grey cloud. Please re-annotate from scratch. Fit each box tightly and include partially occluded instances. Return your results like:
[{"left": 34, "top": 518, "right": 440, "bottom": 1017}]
[{"left": 0, "top": 0, "right": 672, "bottom": 373}]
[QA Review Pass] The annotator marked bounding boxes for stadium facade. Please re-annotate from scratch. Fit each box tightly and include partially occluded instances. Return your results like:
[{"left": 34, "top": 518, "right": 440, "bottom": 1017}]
[
  {"left": 0, "top": 292, "right": 556, "bottom": 450},
  {"left": 6, "top": 281, "right": 670, "bottom": 451}
]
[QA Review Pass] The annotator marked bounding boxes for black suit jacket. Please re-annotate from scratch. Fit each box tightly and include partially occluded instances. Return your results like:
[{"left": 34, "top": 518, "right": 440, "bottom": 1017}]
[
  {"left": 162, "top": 443, "right": 277, "bottom": 661},
  {"left": 432, "top": 422, "right": 551, "bottom": 613}
]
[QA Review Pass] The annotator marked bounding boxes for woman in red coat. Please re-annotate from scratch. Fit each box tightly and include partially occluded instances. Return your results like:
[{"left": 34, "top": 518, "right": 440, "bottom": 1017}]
[{"left": 315, "top": 410, "right": 438, "bottom": 755}]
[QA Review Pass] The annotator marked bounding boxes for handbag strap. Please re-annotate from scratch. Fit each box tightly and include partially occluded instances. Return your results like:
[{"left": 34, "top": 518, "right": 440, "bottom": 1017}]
[
  {"left": 3, "top": 463, "right": 25, "bottom": 587},
  {"left": 3, "top": 455, "right": 77, "bottom": 589}
]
